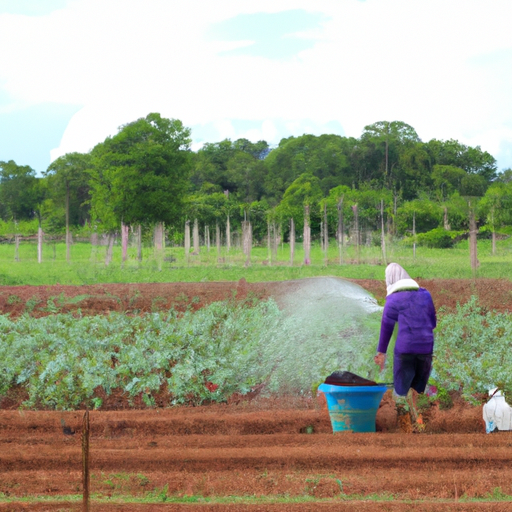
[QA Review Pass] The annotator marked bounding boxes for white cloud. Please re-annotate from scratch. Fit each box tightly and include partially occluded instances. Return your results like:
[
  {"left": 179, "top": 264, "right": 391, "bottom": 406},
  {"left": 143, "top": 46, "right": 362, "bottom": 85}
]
[{"left": 0, "top": 0, "right": 511, "bottom": 169}]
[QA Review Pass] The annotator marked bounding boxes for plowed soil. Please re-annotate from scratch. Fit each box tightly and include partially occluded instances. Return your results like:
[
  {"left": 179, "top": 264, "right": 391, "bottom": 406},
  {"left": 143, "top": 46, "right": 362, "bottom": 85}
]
[
  {"left": 2, "top": 277, "right": 512, "bottom": 318},
  {"left": 1, "top": 278, "right": 512, "bottom": 510}
]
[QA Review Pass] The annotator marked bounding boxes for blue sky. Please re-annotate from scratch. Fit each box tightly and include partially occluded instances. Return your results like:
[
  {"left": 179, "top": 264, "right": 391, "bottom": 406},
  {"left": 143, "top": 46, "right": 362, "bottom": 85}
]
[{"left": 0, "top": 0, "right": 511, "bottom": 175}]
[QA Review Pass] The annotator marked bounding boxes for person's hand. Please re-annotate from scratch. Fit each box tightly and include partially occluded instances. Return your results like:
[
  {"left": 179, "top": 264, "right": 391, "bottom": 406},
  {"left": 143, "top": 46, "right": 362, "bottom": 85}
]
[{"left": 374, "top": 352, "right": 386, "bottom": 370}]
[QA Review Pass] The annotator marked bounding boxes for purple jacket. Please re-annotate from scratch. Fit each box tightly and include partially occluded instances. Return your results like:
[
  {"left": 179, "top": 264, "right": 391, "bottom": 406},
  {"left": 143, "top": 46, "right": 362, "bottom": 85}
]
[{"left": 377, "top": 288, "right": 436, "bottom": 355}]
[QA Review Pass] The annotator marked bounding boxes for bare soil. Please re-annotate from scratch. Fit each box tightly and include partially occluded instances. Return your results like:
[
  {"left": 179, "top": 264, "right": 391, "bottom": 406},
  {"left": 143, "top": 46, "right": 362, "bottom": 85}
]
[
  {"left": 0, "top": 401, "right": 510, "bottom": 511},
  {"left": 1, "top": 277, "right": 512, "bottom": 318},
  {"left": 1, "top": 278, "right": 511, "bottom": 510}
]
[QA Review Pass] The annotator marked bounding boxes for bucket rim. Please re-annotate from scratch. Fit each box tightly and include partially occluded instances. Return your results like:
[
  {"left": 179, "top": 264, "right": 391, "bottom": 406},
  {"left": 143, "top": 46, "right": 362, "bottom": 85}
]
[{"left": 318, "top": 383, "right": 388, "bottom": 393}]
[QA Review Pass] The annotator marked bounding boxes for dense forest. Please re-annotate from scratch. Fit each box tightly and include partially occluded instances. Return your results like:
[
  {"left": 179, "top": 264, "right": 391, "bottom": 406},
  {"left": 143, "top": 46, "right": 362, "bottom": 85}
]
[{"left": 1, "top": 113, "right": 511, "bottom": 250}]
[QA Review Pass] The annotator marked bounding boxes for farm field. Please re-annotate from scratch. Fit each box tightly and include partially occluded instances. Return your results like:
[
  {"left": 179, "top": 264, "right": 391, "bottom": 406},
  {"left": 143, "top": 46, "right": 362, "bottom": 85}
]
[
  {"left": 1, "top": 278, "right": 512, "bottom": 509},
  {"left": 1, "top": 399, "right": 511, "bottom": 512}
]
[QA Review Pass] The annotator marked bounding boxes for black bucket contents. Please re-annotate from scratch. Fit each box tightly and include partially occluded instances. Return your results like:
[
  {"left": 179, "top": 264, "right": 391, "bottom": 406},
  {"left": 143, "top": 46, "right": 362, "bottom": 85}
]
[{"left": 324, "top": 371, "right": 377, "bottom": 387}]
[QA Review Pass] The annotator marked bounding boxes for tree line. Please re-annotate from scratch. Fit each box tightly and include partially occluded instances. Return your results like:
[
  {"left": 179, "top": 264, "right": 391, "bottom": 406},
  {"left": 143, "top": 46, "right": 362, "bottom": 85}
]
[{"left": 1, "top": 113, "right": 511, "bottom": 252}]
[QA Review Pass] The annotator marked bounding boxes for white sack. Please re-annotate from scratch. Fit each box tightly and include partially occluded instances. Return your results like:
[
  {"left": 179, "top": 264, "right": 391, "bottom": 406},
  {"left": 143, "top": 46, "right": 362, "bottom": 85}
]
[{"left": 483, "top": 389, "right": 512, "bottom": 433}]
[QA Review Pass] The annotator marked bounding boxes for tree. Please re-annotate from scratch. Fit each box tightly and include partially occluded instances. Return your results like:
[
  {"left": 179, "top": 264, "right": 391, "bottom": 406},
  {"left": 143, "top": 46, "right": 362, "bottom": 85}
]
[
  {"left": 360, "top": 121, "right": 421, "bottom": 188},
  {"left": 44, "top": 152, "right": 92, "bottom": 261},
  {"left": 190, "top": 138, "right": 270, "bottom": 198},
  {"left": 88, "top": 113, "right": 192, "bottom": 231},
  {"left": 479, "top": 182, "right": 512, "bottom": 253},
  {"left": 395, "top": 199, "right": 443, "bottom": 235},
  {"left": 264, "top": 134, "right": 352, "bottom": 202},
  {"left": 225, "top": 152, "right": 267, "bottom": 203},
  {"left": 275, "top": 174, "right": 323, "bottom": 233},
  {"left": 0, "top": 160, "right": 41, "bottom": 221},
  {"left": 431, "top": 164, "right": 467, "bottom": 200},
  {"left": 496, "top": 168, "right": 512, "bottom": 183},
  {"left": 425, "top": 139, "right": 497, "bottom": 181}
]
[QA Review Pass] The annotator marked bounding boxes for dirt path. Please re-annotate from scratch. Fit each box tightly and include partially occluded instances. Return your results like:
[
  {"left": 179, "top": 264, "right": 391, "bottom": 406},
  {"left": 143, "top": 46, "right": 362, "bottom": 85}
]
[{"left": 0, "top": 404, "right": 509, "bottom": 510}]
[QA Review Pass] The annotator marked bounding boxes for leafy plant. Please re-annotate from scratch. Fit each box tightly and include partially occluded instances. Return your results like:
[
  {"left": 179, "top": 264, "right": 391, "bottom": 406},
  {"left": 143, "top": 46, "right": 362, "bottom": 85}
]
[
  {"left": 434, "top": 296, "right": 512, "bottom": 403},
  {"left": 0, "top": 298, "right": 281, "bottom": 409}
]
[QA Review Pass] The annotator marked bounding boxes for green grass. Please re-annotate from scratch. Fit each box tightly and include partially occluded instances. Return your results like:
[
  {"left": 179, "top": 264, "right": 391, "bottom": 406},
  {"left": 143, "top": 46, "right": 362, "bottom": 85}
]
[
  {"left": 1, "top": 489, "right": 512, "bottom": 505},
  {"left": 1, "top": 237, "right": 512, "bottom": 285}
]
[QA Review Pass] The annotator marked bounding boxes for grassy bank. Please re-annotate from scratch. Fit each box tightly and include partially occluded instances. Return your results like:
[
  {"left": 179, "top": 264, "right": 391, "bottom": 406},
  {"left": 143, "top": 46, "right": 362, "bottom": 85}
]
[{"left": 1, "top": 237, "right": 512, "bottom": 285}]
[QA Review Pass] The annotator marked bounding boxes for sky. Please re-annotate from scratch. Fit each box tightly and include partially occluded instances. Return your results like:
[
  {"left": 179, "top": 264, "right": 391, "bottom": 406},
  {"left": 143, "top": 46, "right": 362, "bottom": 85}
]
[{"left": 0, "top": 0, "right": 511, "bottom": 175}]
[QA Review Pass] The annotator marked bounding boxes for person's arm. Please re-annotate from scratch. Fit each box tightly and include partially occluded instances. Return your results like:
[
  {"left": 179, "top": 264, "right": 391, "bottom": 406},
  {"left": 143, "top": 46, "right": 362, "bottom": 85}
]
[
  {"left": 377, "top": 298, "right": 397, "bottom": 355},
  {"left": 375, "top": 299, "right": 397, "bottom": 370}
]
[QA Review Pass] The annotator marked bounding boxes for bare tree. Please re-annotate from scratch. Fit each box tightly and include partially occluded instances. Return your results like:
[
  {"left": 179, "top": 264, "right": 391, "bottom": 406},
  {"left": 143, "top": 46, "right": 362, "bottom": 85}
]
[
  {"left": 37, "top": 226, "right": 43, "bottom": 263},
  {"left": 469, "top": 204, "right": 478, "bottom": 275},
  {"left": 380, "top": 199, "right": 387, "bottom": 265},
  {"left": 289, "top": 218, "right": 295, "bottom": 266},
  {"left": 242, "top": 219, "right": 252, "bottom": 267},
  {"left": 303, "top": 205, "right": 311, "bottom": 265},
  {"left": 121, "top": 222, "right": 129, "bottom": 263},
  {"left": 193, "top": 218, "right": 199, "bottom": 255},
  {"left": 323, "top": 202, "right": 329, "bottom": 266},
  {"left": 184, "top": 220, "right": 191, "bottom": 261}
]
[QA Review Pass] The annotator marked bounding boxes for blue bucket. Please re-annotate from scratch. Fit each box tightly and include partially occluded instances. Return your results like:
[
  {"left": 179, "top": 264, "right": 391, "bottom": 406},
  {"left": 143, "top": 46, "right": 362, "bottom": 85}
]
[{"left": 318, "top": 383, "right": 388, "bottom": 433}]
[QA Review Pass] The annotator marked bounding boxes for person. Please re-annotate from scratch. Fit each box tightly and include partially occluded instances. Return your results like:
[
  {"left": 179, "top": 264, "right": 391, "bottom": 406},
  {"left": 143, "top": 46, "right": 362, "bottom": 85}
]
[{"left": 374, "top": 263, "right": 437, "bottom": 425}]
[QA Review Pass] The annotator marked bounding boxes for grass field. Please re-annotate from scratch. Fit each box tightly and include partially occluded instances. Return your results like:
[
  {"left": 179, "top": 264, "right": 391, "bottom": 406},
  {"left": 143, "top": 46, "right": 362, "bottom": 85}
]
[{"left": 1, "top": 236, "right": 512, "bottom": 285}]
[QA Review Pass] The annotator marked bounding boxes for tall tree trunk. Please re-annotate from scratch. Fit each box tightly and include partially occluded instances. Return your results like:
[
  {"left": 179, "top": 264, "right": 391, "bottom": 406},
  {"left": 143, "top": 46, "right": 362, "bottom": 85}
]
[
  {"left": 267, "top": 221, "right": 271, "bottom": 265},
  {"left": 272, "top": 222, "right": 278, "bottom": 263},
  {"left": 242, "top": 220, "right": 252, "bottom": 267},
  {"left": 121, "top": 221, "right": 129, "bottom": 263},
  {"left": 469, "top": 205, "right": 478, "bottom": 275},
  {"left": 491, "top": 207, "right": 496, "bottom": 256},
  {"left": 105, "top": 233, "right": 114, "bottom": 266},
  {"left": 193, "top": 218, "right": 199, "bottom": 254},
  {"left": 413, "top": 211, "right": 416, "bottom": 259},
  {"left": 226, "top": 215, "right": 231, "bottom": 253},
  {"left": 66, "top": 180, "right": 70, "bottom": 263},
  {"left": 154, "top": 222, "right": 164, "bottom": 251},
  {"left": 337, "top": 197, "right": 344, "bottom": 265},
  {"left": 37, "top": 226, "right": 43, "bottom": 263},
  {"left": 137, "top": 224, "right": 142, "bottom": 261},
  {"left": 323, "top": 202, "right": 328, "bottom": 266},
  {"left": 443, "top": 206, "right": 451, "bottom": 230},
  {"left": 303, "top": 205, "right": 311, "bottom": 265},
  {"left": 154, "top": 222, "right": 164, "bottom": 271},
  {"left": 216, "top": 222, "right": 221, "bottom": 258},
  {"left": 14, "top": 233, "right": 20, "bottom": 262},
  {"left": 205, "top": 225, "right": 210, "bottom": 252},
  {"left": 184, "top": 220, "right": 191, "bottom": 260},
  {"left": 352, "top": 204, "right": 359, "bottom": 264},
  {"left": 289, "top": 218, "right": 295, "bottom": 266},
  {"left": 380, "top": 199, "right": 387, "bottom": 265}
]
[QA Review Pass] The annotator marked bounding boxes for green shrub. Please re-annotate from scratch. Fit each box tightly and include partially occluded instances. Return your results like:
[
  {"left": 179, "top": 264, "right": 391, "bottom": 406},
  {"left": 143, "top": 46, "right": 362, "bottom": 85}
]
[
  {"left": 434, "top": 296, "right": 512, "bottom": 403},
  {"left": 414, "top": 227, "right": 463, "bottom": 248}
]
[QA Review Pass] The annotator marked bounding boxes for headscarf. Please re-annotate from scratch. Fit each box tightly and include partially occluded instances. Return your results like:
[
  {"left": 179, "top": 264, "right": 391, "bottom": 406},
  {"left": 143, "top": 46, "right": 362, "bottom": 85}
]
[{"left": 385, "top": 262, "right": 419, "bottom": 296}]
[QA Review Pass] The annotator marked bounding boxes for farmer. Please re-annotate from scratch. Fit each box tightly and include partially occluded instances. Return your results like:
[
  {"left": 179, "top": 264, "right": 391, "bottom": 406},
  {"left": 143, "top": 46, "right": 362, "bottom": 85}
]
[{"left": 374, "top": 262, "right": 437, "bottom": 424}]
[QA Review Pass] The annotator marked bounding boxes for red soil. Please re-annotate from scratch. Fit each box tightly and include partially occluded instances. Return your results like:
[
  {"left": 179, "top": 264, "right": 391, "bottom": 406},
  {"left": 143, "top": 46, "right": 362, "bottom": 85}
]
[
  {"left": 1, "top": 277, "right": 512, "bottom": 318},
  {"left": 1, "top": 278, "right": 511, "bottom": 510},
  {"left": 0, "top": 399, "right": 509, "bottom": 511}
]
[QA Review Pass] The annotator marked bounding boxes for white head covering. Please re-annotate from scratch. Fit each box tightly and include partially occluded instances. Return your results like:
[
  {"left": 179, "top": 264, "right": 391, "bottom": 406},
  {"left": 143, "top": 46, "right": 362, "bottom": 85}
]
[{"left": 385, "top": 262, "right": 420, "bottom": 296}]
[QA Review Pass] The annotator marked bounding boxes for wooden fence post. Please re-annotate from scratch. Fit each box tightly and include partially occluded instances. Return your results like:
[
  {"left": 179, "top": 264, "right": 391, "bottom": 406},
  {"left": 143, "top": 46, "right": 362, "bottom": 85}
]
[{"left": 82, "top": 409, "right": 90, "bottom": 512}]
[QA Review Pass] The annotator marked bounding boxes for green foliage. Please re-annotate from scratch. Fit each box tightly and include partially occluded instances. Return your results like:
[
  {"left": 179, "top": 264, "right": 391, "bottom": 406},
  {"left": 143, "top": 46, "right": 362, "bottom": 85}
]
[
  {"left": 275, "top": 173, "right": 323, "bottom": 230},
  {"left": 88, "top": 113, "right": 192, "bottom": 230},
  {"left": 434, "top": 296, "right": 512, "bottom": 403},
  {"left": 0, "top": 160, "right": 42, "bottom": 221},
  {"left": 414, "top": 227, "right": 463, "bottom": 248},
  {"left": 395, "top": 198, "right": 443, "bottom": 234},
  {"left": 0, "top": 299, "right": 281, "bottom": 409}
]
